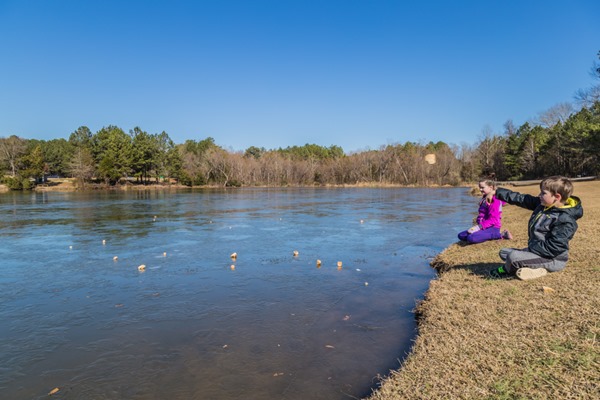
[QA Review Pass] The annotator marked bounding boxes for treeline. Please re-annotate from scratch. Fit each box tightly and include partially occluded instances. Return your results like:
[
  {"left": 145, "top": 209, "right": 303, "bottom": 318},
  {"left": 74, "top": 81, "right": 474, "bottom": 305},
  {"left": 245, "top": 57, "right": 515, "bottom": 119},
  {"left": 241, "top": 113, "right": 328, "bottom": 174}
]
[
  {"left": 472, "top": 100, "right": 600, "bottom": 181},
  {"left": 1, "top": 100, "right": 599, "bottom": 190}
]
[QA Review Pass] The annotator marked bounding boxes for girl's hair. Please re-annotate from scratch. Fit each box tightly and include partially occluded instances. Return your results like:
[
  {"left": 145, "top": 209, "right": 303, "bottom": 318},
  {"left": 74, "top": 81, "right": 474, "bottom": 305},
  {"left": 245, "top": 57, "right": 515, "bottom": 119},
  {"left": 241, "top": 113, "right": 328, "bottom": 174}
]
[{"left": 478, "top": 173, "right": 497, "bottom": 188}]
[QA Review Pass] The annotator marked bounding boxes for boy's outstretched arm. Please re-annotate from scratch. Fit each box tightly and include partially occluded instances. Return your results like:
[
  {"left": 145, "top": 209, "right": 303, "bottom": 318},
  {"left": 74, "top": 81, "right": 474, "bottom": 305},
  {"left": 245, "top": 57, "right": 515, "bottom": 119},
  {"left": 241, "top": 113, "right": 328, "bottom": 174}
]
[{"left": 495, "top": 187, "right": 540, "bottom": 211}]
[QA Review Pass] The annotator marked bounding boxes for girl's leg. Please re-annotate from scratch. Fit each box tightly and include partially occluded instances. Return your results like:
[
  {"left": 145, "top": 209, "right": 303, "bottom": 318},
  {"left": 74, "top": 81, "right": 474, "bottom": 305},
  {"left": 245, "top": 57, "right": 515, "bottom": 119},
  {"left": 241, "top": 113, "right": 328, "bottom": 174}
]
[
  {"left": 466, "top": 227, "right": 501, "bottom": 244},
  {"left": 458, "top": 230, "right": 469, "bottom": 241}
]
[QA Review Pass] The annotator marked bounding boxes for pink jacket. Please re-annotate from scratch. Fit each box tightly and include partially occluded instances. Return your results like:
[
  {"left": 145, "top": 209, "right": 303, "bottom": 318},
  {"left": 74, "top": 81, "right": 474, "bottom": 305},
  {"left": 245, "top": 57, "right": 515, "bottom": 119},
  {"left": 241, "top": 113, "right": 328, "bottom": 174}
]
[{"left": 476, "top": 196, "right": 505, "bottom": 229}]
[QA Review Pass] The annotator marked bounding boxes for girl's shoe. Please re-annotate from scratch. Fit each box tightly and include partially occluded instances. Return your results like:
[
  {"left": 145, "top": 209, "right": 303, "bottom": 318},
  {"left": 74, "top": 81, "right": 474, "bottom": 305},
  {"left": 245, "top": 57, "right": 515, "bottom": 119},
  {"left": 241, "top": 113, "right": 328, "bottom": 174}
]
[
  {"left": 501, "top": 230, "right": 513, "bottom": 240},
  {"left": 516, "top": 268, "right": 548, "bottom": 280}
]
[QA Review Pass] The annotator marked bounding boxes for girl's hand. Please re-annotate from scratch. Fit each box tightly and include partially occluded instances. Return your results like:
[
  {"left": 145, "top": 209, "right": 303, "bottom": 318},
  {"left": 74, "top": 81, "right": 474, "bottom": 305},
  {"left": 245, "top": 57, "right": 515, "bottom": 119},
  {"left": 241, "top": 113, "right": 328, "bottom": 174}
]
[{"left": 467, "top": 225, "right": 480, "bottom": 234}]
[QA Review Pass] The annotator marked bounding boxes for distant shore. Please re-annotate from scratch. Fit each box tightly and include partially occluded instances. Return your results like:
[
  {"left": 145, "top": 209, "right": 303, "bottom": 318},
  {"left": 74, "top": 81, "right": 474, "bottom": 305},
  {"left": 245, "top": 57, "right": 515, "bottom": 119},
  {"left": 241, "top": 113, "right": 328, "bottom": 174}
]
[
  {"left": 0, "top": 177, "right": 592, "bottom": 194},
  {"left": 0, "top": 178, "right": 473, "bottom": 193},
  {"left": 367, "top": 180, "right": 599, "bottom": 399}
]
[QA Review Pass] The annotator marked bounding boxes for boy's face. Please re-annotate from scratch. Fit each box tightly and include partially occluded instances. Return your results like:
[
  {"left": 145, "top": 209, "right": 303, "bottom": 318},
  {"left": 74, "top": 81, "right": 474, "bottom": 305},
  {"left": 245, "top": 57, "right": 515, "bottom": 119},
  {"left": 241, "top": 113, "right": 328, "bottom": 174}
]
[{"left": 539, "top": 189, "right": 560, "bottom": 207}]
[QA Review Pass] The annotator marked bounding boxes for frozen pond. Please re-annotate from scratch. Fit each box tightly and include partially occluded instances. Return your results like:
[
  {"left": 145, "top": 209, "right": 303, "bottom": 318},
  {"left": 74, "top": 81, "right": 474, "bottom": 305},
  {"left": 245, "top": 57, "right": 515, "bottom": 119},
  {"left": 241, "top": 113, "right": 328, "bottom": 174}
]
[{"left": 0, "top": 187, "right": 473, "bottom": 399}]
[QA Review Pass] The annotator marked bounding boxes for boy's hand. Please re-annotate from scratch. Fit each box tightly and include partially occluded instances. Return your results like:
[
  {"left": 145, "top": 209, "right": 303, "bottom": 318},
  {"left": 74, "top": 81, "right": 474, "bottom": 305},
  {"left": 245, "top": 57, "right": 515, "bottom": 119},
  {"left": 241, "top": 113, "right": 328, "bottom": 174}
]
[{"left": 467, "top": 225, "right": 480, "bottom": 234}]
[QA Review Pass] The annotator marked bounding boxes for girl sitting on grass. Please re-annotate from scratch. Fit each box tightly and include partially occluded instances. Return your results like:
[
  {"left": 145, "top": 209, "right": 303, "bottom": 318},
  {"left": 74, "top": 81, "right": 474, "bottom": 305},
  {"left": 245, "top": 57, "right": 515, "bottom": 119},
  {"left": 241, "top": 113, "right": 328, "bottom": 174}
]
[{"left": 458, "top": 177, "right": 512, "bottom": 244}]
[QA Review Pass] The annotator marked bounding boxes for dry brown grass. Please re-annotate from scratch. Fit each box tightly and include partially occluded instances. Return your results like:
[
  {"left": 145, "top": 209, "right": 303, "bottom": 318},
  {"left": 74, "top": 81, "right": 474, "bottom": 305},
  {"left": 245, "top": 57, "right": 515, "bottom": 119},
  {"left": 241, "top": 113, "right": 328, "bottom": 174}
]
[
  {"left": 33, "top": 177, "right": 78, "bottom": 191},
  {"left": 367, "top": 181, "right": 600, "bottom": 400}
]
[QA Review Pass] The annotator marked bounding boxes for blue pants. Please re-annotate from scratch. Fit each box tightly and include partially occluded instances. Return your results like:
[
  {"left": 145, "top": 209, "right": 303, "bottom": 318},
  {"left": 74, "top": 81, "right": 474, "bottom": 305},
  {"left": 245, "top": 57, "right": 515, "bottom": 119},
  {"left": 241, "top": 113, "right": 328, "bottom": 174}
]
[{"left": 458, "top": 227, "right": 502, "bottom": 244}]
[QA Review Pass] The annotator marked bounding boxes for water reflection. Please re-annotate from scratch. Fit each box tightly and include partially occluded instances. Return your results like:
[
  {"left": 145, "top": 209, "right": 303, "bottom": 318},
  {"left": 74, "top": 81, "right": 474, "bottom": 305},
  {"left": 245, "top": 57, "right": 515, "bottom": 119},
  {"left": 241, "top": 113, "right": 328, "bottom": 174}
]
[{"left": 0, "top": 188, "right": 473, "bottom": 399}]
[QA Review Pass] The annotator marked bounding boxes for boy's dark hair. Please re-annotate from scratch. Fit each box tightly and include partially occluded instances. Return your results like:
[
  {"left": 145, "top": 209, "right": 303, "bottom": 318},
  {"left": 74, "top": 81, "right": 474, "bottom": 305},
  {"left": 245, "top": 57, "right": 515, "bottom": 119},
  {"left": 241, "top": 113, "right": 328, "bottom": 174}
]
[{"left": 540, "top": 176, "right": 574, "bottom": 200}]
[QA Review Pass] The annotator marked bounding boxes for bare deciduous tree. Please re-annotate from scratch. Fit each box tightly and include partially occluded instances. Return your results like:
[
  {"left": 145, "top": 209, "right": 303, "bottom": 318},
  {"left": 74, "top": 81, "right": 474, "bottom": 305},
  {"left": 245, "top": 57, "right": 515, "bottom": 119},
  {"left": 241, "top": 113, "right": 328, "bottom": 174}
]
[
  {"left": 475, "top": 125, "right": 504, "bottom": 176},
  {"left": 575, "top": 51, "right": 600, "bottom": 107},
  {"left": 0, "top": 135, "right": 27, "bottom": 177},
  {"left": 535, "top": 102, "right": 574, "bottom": 128},
  {"left": 69, "top": 147, "right": 95, "bottom": 187}
]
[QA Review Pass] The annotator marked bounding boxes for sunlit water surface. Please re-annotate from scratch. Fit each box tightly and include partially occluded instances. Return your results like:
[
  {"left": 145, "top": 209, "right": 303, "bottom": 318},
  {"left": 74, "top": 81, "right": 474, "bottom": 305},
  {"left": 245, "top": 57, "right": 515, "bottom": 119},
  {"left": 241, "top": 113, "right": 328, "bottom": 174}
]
[{"left": 0, "top": 188, "right": 473, "bottom": 399}]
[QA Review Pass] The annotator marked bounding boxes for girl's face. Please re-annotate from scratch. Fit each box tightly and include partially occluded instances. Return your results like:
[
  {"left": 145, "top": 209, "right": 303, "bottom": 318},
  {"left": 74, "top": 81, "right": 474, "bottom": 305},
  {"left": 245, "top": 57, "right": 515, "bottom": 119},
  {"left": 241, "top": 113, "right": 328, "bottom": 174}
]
[{"left": 478, "top": 182, "right": 494, "bottom": 196}]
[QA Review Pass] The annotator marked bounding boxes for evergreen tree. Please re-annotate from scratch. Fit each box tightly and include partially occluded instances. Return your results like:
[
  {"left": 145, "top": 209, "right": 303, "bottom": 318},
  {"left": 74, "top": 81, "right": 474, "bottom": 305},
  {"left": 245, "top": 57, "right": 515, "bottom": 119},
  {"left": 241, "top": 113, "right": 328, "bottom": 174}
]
[{"left": 94, "top": 126, "right": 132, "bottom": 184}]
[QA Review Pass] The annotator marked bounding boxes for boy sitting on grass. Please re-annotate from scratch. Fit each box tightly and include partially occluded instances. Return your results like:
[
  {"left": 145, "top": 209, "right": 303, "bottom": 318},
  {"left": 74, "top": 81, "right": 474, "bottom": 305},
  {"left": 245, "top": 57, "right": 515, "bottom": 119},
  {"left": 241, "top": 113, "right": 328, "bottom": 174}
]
[{"left": 490, "top": 176, "right": 583, "bottom": 280}]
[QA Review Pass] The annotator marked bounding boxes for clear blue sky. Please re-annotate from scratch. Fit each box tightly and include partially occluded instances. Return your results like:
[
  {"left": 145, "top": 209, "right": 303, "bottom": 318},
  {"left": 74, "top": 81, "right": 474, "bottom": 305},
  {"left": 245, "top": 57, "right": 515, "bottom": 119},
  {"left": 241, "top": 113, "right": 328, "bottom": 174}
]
[{"left": 1, "top": 0, "right": 599, "bottom": 153}]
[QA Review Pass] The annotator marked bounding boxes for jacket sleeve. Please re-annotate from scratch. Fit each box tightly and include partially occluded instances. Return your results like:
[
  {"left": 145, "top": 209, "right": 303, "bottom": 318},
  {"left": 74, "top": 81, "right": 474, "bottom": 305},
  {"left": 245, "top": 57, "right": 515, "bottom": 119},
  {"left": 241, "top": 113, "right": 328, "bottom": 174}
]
[
  {"left": 495, "top": 187, "right": 540, "bottom": 211},
  {"left": 529, "top": 215, "right": 578, "bottom": 258}
]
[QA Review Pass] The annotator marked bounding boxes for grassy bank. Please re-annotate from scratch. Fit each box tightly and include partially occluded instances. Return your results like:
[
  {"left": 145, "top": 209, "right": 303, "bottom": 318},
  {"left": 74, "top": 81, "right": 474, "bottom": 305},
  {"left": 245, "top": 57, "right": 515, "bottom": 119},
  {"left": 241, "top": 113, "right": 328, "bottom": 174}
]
[{"left": 367, "top": 180, "right": 600, "bottom": 400}]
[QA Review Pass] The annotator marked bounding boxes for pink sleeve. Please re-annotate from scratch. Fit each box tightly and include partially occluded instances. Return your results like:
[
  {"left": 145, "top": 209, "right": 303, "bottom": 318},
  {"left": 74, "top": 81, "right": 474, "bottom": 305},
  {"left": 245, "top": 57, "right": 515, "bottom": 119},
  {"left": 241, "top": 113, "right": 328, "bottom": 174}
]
[{"left": 479, "top": 197, "right": 505, "bottom": 229}]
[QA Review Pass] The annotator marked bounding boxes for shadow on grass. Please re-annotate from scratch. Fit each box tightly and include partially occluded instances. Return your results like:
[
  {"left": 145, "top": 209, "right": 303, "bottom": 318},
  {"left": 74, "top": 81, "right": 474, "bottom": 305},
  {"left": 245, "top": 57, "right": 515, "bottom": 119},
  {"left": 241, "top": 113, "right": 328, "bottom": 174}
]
[
  {"left": 446, "top": 262, "right": 503, "bottom": 278},
  {"left": 44, "top": 180, "right": 64, "bottom": 187},
  {"left": 431, "top": 240, "right": 508, "bottom": 279},
  {"left": 37, "top": 179, "right": 75, "bottom": 188},
  {"left": 432, "top": 257, "right": 503, "bottom": 279}
]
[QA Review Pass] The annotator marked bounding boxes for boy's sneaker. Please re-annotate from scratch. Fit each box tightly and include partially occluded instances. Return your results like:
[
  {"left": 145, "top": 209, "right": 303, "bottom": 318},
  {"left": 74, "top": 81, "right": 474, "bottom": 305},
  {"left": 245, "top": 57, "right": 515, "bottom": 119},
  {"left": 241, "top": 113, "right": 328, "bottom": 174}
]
[
  {"left": 501, "top": 230, "right": 513, "bottom": 240},
  {"left": 516, "top": 268, "right": 548, "bottom": 281},
  {"left": 489, "top": 266, "right": 510, "bottom": 279}
]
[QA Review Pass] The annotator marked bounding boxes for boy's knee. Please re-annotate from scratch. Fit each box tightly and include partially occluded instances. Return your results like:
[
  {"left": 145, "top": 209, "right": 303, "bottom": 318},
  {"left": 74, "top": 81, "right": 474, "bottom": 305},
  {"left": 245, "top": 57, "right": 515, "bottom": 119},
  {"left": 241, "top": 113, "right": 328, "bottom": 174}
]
[{"left": 498, "top": 247, "right": 511, "bottom": 260}]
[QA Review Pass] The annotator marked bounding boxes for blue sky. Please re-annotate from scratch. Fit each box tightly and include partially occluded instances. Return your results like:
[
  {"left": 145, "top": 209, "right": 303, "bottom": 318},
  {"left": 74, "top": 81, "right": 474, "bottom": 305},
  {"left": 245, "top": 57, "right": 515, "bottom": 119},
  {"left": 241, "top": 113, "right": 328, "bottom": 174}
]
[{"left": 1, "top": 1, "right": 599, "bottom": 153}]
